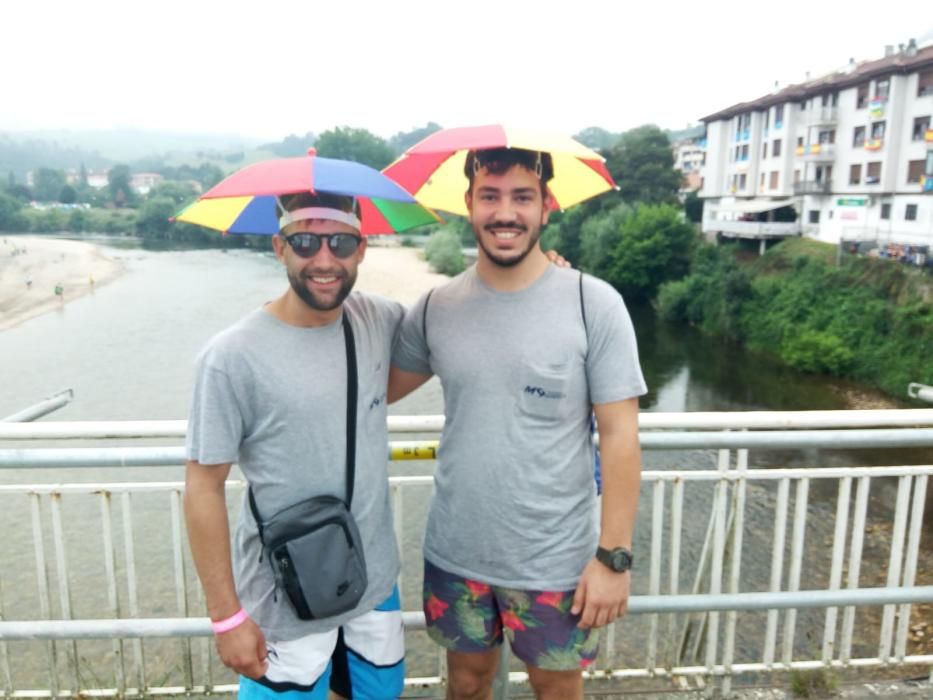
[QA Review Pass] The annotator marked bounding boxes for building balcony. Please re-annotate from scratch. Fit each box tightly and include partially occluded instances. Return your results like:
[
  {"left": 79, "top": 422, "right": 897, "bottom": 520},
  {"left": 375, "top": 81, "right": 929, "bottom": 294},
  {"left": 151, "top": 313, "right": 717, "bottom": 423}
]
[
  {"left": 793, "top": 180, "right": 832, "bottom": 195},
  {"left": 702, "top": 220, "right": 801, "bottom": 238},
  {"left": 807, "top": 107, "right": 838, "bottom": 125},
  {"left": 794, "top": 143, "right": 835, "bottom": 160}
]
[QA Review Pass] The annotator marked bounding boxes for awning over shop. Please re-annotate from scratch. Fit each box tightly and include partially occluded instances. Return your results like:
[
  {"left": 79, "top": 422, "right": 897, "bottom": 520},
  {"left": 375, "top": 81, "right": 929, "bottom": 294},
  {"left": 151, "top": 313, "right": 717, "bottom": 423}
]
[{"left": 712, "top": 199, "right": 795, "bottom": 214}]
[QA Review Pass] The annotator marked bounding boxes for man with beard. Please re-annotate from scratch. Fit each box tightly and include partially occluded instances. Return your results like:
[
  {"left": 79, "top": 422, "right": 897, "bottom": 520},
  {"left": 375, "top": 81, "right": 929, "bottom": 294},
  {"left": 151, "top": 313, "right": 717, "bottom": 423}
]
[
  {"left": 389, "top": 148, "right": 647, "bottom": 700},
  {"left": 184, "top": 192, "right": 405, "bottom": 700}
]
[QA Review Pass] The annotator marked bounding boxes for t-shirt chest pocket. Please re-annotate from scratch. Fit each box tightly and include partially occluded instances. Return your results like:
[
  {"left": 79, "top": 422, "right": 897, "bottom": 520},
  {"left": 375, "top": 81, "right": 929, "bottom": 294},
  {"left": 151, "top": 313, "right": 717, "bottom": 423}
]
[{"left": 516, "top": 360, "right": 571, "bottom": 422}]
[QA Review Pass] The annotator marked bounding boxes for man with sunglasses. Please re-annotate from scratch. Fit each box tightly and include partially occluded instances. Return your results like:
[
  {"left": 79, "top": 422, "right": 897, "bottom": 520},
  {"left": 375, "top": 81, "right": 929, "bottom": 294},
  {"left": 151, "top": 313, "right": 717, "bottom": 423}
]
[
  {"left": 185, "top": 192, "right": 405, "bottom": 700},
  {"left": 389, "top": 148, "right": 646, "bottom": 700}
]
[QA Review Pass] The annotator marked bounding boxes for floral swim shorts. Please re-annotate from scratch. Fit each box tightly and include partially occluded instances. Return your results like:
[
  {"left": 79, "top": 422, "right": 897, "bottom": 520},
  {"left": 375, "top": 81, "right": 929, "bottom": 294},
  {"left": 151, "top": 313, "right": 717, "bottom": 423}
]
[{"left": 422, "top": 559, "right": 599, "bottom": 671}]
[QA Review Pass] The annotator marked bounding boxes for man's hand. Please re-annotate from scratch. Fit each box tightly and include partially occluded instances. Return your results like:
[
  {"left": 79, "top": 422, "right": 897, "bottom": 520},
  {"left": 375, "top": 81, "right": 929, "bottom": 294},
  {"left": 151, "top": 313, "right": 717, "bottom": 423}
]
[
  {"left": 215, "top": 617, "right": 269, "bottom": 679},
  {"left": 571, "top": 558, "right": 631, "bottom": 629},
  {"left": 544, "top": 249, "right": 572, "bottom": 268}
]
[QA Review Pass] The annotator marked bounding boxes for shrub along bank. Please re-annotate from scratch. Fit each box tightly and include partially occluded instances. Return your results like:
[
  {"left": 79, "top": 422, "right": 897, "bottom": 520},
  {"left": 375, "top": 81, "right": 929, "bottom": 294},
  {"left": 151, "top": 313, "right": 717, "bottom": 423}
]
[{"left": 657, "top": 238, "right": 933, "bottom": 399}]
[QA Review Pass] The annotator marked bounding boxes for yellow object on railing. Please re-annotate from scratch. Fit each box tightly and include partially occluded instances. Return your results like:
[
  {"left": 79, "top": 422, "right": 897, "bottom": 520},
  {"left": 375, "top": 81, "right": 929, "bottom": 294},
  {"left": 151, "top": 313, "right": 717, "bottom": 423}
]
[{"left": 390, "top": 440, "right": 440, "bottom": 460}]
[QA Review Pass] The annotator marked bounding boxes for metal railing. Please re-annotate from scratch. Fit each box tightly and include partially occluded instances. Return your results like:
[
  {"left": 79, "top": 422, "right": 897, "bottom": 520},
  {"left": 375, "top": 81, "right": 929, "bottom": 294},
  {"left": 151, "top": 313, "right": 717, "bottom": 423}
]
[{"left": 1, "top": 411, "right": 933, "bottom": 698}]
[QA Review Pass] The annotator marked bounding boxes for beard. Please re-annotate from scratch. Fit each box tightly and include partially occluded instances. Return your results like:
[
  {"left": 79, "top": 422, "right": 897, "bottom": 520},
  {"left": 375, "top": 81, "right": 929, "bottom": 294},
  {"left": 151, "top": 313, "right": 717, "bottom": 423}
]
[
  {"left": 474, "top": 220, "right": 543, "bottom": 268},
  {"left": 287, "top": 267, "right": 356, "bottom": 311}
]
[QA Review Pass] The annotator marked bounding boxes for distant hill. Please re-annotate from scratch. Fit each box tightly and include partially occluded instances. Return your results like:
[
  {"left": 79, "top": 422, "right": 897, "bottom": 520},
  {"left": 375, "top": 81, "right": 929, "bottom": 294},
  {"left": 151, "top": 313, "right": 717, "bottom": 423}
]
[{"left": 0, "top": 128, "right": 263, "bottom": 180}]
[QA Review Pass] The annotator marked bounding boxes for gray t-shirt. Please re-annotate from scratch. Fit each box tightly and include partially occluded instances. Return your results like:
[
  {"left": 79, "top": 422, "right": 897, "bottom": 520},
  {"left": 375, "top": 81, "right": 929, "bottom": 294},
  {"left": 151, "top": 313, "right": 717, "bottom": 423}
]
[
  {"left": 186, "top": 291, "right": 403, "bottom": 640},
  {"left": 392, "top": 265, "right": 646, "bottom": 590}
]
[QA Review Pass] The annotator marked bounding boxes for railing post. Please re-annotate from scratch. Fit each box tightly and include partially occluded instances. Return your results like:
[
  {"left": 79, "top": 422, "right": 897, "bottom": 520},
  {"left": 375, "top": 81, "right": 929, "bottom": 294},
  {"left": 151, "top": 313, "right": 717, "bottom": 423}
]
[{"left": 492, "top": 642, "right": 511, "bottom": 700}]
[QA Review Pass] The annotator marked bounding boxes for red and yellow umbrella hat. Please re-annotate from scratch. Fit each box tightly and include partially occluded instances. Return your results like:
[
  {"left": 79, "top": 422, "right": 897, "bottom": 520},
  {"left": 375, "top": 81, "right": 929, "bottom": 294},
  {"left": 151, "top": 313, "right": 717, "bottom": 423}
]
[{"left": 383, "top": 125, "right": 616, "bottom": 216}]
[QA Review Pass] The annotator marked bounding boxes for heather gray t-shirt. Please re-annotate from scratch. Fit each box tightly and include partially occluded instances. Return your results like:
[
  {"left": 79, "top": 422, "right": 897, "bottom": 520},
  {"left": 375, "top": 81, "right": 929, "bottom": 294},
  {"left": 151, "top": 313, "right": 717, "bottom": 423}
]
[
  {"left": 186, "top": 292, "right": 403, "bottom": 640},
  {"left": 392, "top": 265, "right": 646, "bottom": 590}
]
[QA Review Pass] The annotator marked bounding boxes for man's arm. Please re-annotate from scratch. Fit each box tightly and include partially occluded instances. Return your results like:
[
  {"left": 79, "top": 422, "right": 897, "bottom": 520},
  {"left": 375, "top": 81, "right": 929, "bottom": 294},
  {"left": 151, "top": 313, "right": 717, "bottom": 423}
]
[
  {"left": 571, "top": 396, "right": 642, "bottom": 629},
  {"left": 184, "top": 460, "right": 268, "bottom": 679},
  {"left": 388, "top": 365, "right": 432, "bottom": 404}
]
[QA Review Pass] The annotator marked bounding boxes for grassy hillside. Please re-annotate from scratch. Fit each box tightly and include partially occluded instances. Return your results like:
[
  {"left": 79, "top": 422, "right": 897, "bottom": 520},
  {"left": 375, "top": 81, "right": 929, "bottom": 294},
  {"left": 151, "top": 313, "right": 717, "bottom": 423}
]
[{"left": 658, "top": 238, "right": 933, "bottom": 400}]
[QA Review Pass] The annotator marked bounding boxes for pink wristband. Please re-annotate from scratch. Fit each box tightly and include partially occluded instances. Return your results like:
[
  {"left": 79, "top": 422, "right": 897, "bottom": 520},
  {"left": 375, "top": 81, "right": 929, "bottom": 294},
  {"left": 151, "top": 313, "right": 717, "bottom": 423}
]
[{"left": 211, "top": 608, "right": 249, "bottom": 634}]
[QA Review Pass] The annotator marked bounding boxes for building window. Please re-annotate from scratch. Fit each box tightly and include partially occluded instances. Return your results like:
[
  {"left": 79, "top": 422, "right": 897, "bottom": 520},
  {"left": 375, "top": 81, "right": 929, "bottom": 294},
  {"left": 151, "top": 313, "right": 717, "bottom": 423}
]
[
  {"left": 796, "top": 136, "right": 804, "bottom": 148},
  {"left": 808, "top": 210, "right": 820, "bottom": 224},
  {"left": 773, "top": 139, "right": 782, "bottom": 157},
  {"left": 831, "top": 92, "right": 839, "bottom": 106},
  {"left": 913, "top": 116, "right": 931, "bottom": 141},
  {"left": 853, "top": 126, "right": 866, "bottom": 147},
  {"left": 774, "top": 105, "right": 784, "bottom": 127},
  {"left": 818, "top": 129, "right": 835, "bottom": 144},
  {"left": 875, "top": 78, "right": 890, "bottom": 100},
  {"left": 738, "top": 173, "right": 747, "bottom": 190},
  {"left": 763, "top": 111, "right": 770, "bottom": 130},
  {"left": 908, "top": 160, "right": 925, "bottom": 184},
  {"left": 905, "top": 204, "right": 918, "bottom": 221},
  {"left": 770, "top": 171, "right": 779, "bottom": 189},
  {"left": 871, "top": 121, "right": 886, "bottom": 139},
  {"left": 919, "top": 69, "right": 933, "bottom": 97},
  {"left": 881, "top": 203, "right": 891, "bottom": 220},
  {"left": 800, "top": 100, "right": 806, "bottom": 111},
  {"left": 794, "top": 169, "right": 801, "bottom": 184},
  {"left": 866, "top": 161, "right": 882, "bottom": 184},
  {"left": 741, "top": 144, "right": 749, "bottom": 160},
  {"left": 849, "top": 164, "right": 862, "bottom": 185},
  {"left": 760, "top": 172, "right": 766, "bottom": 190},
  {"left": 857, "top": 83, "right": 869, "bottom": 108},
  {"left": 927, "top": 151, "right": 933, "bottom": 176},
  {"left": 762, "top": 142, "right": 768, "bottom": 159}
]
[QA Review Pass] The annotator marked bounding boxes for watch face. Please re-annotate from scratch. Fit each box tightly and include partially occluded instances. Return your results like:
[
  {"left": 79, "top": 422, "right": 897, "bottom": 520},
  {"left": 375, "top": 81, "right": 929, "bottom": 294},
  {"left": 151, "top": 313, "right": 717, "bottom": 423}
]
[{"left": 611, "top": 550, "right": 631, "bottom": 571}]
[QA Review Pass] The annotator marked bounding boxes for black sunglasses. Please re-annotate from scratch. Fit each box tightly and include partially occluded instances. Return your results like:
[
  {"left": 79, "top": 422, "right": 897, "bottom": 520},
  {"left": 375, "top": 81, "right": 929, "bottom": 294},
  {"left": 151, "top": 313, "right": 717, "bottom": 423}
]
[{"left": 282, "top": 233, "right": 362, "bottom": 259}]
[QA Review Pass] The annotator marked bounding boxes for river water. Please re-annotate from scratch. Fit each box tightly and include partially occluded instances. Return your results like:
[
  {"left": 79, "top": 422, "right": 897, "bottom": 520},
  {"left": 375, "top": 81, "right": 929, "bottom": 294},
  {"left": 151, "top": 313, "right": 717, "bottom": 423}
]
[{"left": 0, "top": 240, "right": 929, "bottom": 688}]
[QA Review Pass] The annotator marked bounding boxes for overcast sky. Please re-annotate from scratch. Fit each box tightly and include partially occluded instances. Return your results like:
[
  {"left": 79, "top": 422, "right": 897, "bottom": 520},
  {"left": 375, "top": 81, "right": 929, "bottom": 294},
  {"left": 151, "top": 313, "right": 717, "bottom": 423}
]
[{"left": 2, "top": 1, "right": 930, "bottom": 141}]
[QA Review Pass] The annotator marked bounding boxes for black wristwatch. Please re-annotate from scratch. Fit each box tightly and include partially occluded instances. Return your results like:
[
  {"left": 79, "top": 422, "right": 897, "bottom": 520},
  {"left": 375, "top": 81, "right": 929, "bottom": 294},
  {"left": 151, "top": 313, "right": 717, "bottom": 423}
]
[{"left": 595, "top": 546, "right": 633, "bottom": 573}]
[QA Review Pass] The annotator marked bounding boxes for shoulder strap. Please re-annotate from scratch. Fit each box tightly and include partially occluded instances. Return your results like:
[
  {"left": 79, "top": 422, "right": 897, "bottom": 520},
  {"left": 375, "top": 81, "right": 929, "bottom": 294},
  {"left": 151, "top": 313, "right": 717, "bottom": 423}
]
[
  {"left": 342, "top": 312, "right": 358, "bottom": 507},
  {"left": 250, "top": 311, "right": 359, "bottom": 533},
  {"left": 422, "top": 288, "right": 435, "bottom": 358},
  {"left": 579, "top": 271, "right": 589, "bottom": 357}
]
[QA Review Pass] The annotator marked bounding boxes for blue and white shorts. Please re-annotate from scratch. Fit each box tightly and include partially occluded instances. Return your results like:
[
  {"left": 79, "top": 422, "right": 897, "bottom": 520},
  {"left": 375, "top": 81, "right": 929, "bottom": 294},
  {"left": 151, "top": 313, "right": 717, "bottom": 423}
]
[{"left": 238, "top": 587, "right": 405, "bottom": 700}]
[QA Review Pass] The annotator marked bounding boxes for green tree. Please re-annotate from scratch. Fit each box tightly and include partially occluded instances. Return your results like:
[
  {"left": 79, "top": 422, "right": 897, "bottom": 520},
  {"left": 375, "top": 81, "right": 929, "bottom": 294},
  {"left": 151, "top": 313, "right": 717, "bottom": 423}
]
[
  {"left": 135, "top": 196, "right": 177, "bottom": 238},
  {"left": 149, "top": 180, "right": 199, "bottom": 206},
  {"left": 684, "top": 190, "right": 703, "bottom": 223},
  {"left": 67, "top": 208, "right": 88, "bottom": 232},
  {"left": 573, "top": 126, "right": 620, "bottom": 151},
  {"left": 0, "top": 191, "right": 27, "bottom": 231},
  {"left": 424, "top": 229, "right": 465, "bottom": 276},
  {"left": 58, "top": 184, "right": 77, "bottom": 204},
  {"left": 315, "top": 127, "right": 395, "bottom": 169},
  {"left": 32, "top": 168, "right": 67, "bottom": 202},
  {"left": 388, "top": 122, "right": 442, "bottom": 155},
  {"left": 107, "top": 164, "right": 135, "bottom": 207},
  {"left": 581, "top": 203, "right": 698, "bottom": 302},
  {"left": 603, "top": 125, "right": 681, "bottom": 206}
]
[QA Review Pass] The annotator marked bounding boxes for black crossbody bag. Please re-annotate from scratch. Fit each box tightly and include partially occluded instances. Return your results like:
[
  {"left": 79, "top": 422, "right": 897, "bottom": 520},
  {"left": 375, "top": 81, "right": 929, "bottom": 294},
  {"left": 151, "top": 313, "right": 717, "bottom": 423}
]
[{"left": 247, "top": 313, "right": 368, "bottom": 620}]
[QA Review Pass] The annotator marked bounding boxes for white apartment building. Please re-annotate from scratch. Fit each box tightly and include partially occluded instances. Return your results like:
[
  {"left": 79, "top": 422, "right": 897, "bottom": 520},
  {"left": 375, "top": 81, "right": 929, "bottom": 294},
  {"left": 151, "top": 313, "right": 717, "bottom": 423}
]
[{"left": 700, "top": 40, "right": 933, "bottom": 253}]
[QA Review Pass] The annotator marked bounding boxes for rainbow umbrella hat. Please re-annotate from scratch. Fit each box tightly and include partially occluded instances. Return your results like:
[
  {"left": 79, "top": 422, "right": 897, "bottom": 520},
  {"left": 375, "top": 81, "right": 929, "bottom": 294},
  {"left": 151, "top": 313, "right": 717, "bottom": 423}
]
[
  {"left": 382, "top": 125, "right": 616, "bottom": 217},
  {"left": 174, "top": 149, "right": 440, "bottom": 235}
]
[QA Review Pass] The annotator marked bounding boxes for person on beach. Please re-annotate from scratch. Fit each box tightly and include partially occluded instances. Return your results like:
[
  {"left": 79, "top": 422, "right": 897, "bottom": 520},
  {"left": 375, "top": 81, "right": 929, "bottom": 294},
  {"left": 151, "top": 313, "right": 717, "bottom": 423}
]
[
  {"left": 184, "top": 192, "right": 405, "bottom": 700},
  {"left": 389, "top": 147, "right": 647, "bottom": 700}
]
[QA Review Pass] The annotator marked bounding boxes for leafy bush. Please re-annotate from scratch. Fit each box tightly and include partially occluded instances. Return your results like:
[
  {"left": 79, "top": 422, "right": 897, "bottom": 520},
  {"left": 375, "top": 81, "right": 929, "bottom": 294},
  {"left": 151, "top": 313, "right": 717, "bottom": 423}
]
[
  {"left": 424, "top": 229, "right": 465, "bottom": 276},
  {"left": 781, "top": 329, "right": 854, "bottom": 374}
]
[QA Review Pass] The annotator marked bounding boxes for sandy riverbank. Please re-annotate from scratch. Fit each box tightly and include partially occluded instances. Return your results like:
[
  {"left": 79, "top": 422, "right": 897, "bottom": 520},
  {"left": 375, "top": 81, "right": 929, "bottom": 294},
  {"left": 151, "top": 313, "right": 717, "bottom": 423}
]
[
  {"left": 0, "top": 235, "right": 125, "bottom": 331},
  {"left": 0, "top": 236, "right": 448, "bottom": 332},
  {"left": 354, "top": 241, "right": 450, "bottom": 305}
]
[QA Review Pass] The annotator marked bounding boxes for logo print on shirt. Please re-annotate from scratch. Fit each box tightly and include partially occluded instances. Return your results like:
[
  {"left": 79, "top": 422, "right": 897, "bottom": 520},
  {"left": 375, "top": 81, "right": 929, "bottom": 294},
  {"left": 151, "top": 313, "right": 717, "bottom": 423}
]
[
  {"left": 370, "top": 392, "right": 386, "bottom": 410},
  {"left": 523, "top": 386, "right": 565, "bottom": 400}
]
